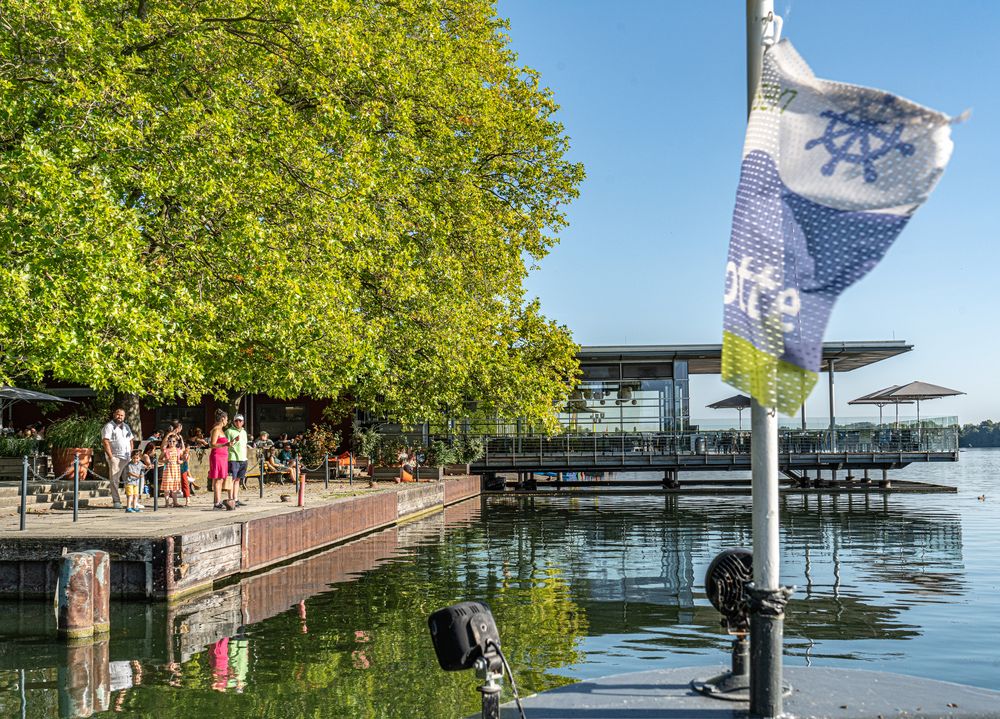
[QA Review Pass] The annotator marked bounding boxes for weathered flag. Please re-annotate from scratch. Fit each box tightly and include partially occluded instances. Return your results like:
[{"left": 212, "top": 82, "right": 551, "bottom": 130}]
[{"left": 722, "top": 40, "right": 956, "bottom": 414}]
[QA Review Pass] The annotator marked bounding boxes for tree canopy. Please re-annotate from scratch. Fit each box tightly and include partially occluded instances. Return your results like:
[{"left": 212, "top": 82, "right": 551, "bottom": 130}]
[{"left": 0, "top": 0, "right": 583, "bottom": 426}]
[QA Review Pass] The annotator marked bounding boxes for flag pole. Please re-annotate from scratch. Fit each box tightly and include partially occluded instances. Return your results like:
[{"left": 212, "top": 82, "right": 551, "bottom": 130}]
[{"left": 746, "top": 2, "right": 788, "bottom": 717}]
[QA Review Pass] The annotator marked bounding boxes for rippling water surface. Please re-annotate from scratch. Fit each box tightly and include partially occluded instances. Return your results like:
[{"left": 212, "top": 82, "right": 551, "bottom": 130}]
[{"left": 1, "top": 449, "right": 998, "bottom": 718}]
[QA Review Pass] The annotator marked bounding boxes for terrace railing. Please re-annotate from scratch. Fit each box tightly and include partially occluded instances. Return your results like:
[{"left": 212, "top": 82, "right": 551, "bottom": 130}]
[{"left": 476, "top": 427, "right": 959, "bottom": 468}]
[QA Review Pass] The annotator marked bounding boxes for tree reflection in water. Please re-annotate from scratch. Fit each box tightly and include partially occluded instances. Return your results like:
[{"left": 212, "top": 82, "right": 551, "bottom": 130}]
[{"left": 0, "top": 487, "right": 970, "bottom": 718}]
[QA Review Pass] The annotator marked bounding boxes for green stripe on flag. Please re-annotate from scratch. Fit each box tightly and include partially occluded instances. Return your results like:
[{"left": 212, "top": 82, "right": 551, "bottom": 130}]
[{"left": 721, "top": 331, "right": 817, "bottom": 415}]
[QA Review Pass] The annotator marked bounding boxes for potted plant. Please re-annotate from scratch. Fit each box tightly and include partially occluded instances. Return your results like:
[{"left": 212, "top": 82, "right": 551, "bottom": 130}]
[
  {"left": 46, "top": 415, "right": 104, "bottom": 481},
  {"left": 445, "top": 434, "right": 484, "bottom": 476},
  {"left": 300, "top": 424, "right": 342, "bottom": 476},
  {"left": 0, "top": 436, "right": 41, "bottom": 479}
]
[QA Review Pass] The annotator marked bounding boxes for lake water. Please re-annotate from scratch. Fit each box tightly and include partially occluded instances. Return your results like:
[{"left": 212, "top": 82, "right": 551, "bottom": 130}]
[{"left": 1, "top": 449, "right": 997, "bottom": 718}]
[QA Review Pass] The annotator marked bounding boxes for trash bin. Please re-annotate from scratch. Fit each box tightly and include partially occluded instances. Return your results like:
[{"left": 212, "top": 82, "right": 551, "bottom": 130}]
[{"left": 695, "top": 436, "right": 707, "bottom": 454}]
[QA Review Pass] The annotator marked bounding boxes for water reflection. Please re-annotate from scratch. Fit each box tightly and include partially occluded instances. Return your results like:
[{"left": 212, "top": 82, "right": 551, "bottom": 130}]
[{"left": 0, "top": 464, "right": 985, "bottom": 718}]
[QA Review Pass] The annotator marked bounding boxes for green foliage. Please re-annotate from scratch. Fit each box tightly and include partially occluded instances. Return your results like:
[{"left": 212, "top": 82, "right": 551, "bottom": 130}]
[
  {"left": 45, "top": 415, "right": 104, "bottom": 450},
  {"left": 0, "top": 436, "right": 40, "bottom": 457},
  {"left": 426, "top": 439, "right": 458, "bottom": 467},
  {"left": 960, "top": 420, "right": 1000, "bottom": 447},
  {"left": 0, "top": 0, "right": 583, "bottom": 427},
  {"left": 453, "top": 434, "right": 485, "bottom": 463},
  {"left": 299, "top": 423, "right": 342, "bottom": 466},
  {"left": 352, "top": 424, "right": 383, "bottom": 463}
]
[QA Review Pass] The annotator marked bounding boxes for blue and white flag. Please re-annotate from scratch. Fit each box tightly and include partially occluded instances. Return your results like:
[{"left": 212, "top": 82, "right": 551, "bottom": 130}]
[{"left": 722, "top": 40, "right": 956, "bottom": 414}]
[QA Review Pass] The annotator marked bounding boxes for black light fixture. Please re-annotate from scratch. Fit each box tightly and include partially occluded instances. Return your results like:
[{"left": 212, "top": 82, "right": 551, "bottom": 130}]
[{"left": 428, "top": 602, "right": 527, "bottom": 719}]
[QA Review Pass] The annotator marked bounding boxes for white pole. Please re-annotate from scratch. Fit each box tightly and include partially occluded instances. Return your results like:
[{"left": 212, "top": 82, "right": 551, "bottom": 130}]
[
  {"left": 746, "top": 0, "right": 779, "bottom": 605},
  {"left": 747, "top": 2, "right": 786, "bottom": 716}
]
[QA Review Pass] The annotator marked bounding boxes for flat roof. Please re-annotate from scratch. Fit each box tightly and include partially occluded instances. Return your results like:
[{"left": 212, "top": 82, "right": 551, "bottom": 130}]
[{"left": 577, "top": 341, "right": 913, "bottom": 374}]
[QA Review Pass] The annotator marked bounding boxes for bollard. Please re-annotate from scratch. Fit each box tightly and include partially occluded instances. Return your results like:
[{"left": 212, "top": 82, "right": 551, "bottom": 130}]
[
  {"left": 92, "top": 637, "right": 111, "bottom": 713},
  {"left": 85, "top": 550, "right": 110, "bottom": 634},
  {"left": 152, "top": 459, "right": 159, "bottom": 511},
  {"left": 324, "top": 453, "right": 330, "bottom": 489},
  {"left": 296, "top": 454, "right": 304, "bottom": 507},
  {"left": 20, "top": 455, "right": 28, "bottom": 531},
  {"left": 73, "top": 452, "right": 81, "bottom": 522},
  {"left": 56, "top": 552, "right": 95, "bottom": 640},
  {"left": 58, "top": 639, "right": 94, "bottom": 718},
  {"left": 259, "top": 455, "right": 265, "bottom": 499}
]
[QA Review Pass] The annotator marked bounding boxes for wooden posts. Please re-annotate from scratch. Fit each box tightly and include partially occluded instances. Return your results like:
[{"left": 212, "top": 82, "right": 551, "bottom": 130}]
[{"left": 56, "top": 550, "right": 112, "bottom": 640}]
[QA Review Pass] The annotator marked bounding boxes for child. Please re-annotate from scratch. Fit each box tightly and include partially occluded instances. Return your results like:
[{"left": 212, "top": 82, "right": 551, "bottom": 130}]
[{"left": 125, "top": 449, "right": 147, "bottom": 513}]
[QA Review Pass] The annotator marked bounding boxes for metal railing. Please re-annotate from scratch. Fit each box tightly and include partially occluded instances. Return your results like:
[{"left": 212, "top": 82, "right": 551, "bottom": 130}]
[{"left": 476, "top": 427, "right": 959, "bottom": 466}]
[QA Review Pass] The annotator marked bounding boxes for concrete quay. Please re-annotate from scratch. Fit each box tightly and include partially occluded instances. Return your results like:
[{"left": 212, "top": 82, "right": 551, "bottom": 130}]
[
  {"left": 485, "top": 666, "right": 1000, "bottom": 718},
  {"left": 0, "top": 475, "right": 481, "bottom": 601}
]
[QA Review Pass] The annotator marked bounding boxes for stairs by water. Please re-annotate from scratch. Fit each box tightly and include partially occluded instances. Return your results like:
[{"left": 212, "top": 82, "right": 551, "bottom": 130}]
[{"left": 0, "top": 480, "right": 115, "bottom": 512}]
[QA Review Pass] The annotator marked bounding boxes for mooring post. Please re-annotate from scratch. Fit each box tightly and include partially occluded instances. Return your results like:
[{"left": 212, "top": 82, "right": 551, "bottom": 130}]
[
  {"left": 324, "top": 453, "right": 330, "bottom": 489},
  {"left": 72, "top": 452, "right": 81, "bottom": 522},
  {"left": 880, "top": 468, "right": 891, "bottom": 489},
  {"left": 19, "top": 455, "right": 28, "bottom": 531},
  {"left": 862, "top": 468, "right": 871, "bottom": 485},
  {"left": 152, "top": 456, "right": 159, "bottom": 511},
  {"left": 296, "top": 454, "right": 304, "bottom": 506},
  {"left": 85, "top": 549, "right": 111, "bottom": 634},
  {"left": 56, "top": 552, "right": 94, "bottom": 640},
  {"left": 92, "top": 637, "right": 111, "bottom": 713},
  {"left": 58, "top": 639, "right": 94, "bottom": 718}
]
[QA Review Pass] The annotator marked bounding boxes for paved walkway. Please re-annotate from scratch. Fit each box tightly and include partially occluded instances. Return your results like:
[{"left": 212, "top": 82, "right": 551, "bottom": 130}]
[
  {"left": 1, "top": 479, "right": 410, "bottom": 538},
  {"left": 484, "top": 667, "right": 1000, "bottom": 718}
]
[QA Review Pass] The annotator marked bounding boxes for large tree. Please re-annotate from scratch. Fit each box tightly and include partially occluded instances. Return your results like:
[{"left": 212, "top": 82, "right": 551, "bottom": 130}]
[{"left": 0, "top": 0, "right": 583, "bottom": 426}]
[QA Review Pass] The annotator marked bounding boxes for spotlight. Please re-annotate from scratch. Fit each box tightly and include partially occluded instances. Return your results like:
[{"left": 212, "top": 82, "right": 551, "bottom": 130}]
[{"left": 428, "top": 602, "right": 528, "bottom": 719}]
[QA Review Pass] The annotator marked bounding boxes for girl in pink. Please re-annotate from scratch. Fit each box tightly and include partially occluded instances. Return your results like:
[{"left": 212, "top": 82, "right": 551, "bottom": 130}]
[{"left": 208, "top": 410, "right": 233, "bottom": 510}]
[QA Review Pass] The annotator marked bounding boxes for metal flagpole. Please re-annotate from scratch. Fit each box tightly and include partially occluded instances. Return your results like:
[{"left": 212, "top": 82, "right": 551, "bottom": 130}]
[{"left": 746, "top": 2, "right": 789, "bottom": 717}]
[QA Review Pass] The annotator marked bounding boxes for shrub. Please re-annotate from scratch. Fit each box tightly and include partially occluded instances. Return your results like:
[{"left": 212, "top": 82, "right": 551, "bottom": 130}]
[
  {"left": 46, "top": 415, "right": 105, "bottom": 450},
  {"left": 0, "top": 436, "right": 40, "bottom": 457},
  {"left": 300, "top": 423, "right": 342, "bottom": 466}
]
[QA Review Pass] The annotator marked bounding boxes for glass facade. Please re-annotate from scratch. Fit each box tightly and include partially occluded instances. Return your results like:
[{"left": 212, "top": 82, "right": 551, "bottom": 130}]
[{"left": 557, "top": 360, "right": 689, "bottom": 433}]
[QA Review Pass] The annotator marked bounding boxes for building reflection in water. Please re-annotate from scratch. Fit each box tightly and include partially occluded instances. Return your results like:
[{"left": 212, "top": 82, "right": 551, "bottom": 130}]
[{"left": 0, "top": 492, "right": 968, "bottom": 717}]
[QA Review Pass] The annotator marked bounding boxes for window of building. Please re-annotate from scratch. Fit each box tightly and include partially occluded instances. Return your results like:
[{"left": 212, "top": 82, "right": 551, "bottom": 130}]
[{"left": 256, "top": 404, "right": 308, "bottom": 438}]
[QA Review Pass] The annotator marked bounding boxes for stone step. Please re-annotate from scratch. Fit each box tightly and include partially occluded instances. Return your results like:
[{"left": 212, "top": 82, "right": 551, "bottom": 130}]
[
  {"left": 0, "top": 489, "right": 113, "bottom": 510},
  {"left": 0, "top": 481, "right": 108, "bottom": 496}
]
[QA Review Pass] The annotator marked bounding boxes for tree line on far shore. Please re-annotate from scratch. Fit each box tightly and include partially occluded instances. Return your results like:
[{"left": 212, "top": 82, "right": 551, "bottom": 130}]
[{"left": 959, "top": 421, "right": 1000, "bottom": 447}]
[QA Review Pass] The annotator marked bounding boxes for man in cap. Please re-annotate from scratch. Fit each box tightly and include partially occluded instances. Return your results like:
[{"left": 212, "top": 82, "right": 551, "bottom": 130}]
[{"left": 225, "top": 413, "right": 249, "bottom": 506}]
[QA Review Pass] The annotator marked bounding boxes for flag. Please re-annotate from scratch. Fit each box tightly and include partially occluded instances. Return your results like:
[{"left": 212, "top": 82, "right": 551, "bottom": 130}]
[{"left": 722, "top": 40, "right": 956, "bottom": 414}]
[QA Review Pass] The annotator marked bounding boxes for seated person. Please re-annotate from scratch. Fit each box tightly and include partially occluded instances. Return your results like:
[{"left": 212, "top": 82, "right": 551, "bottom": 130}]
[
  {"left": 254, "top": 431, "right": 274, "bottom": 450},
  {"left": 277, "top": 442, "right": 293, "bottom": 465},
  {"left": 188, "top": 427, "right": 210, "bottom": 448}
]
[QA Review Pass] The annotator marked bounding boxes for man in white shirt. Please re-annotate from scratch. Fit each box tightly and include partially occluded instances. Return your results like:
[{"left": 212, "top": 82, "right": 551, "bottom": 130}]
[{"left": 101, "top": 407, "right": 134, "bottom": 510}]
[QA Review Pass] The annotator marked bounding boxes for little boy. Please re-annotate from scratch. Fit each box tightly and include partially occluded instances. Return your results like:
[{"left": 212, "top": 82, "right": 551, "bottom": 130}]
[{"left": 125, "top": 449, "right": 146, "bottom": 513}]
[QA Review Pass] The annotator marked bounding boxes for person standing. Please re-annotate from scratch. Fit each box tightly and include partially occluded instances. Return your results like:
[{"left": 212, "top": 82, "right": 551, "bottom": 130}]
[
  {"left": 159, "top": 434, "right": 183, "bottom": 508},
  {"left": 124, "top": 449, "right": 147, "bottom": 513},
  {"left": 100, "top": 407, "right": 133, "bottom": 509},
  {"left": 209, "top": 410, "right": 233, "bottom": 510},
  {"left": 225, "top": 414, "right": 249, "bottom": 506}
]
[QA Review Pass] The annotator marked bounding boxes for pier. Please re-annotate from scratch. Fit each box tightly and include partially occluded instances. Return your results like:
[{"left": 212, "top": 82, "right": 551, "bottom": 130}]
[{"left": 0, "top": 476, "right": 481, "bottom": 601}]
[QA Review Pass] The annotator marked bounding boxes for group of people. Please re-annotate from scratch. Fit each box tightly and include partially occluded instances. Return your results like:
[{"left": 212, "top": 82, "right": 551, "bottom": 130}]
[{"left": 102, "top": 407, "right": 255, "bottom": 513}]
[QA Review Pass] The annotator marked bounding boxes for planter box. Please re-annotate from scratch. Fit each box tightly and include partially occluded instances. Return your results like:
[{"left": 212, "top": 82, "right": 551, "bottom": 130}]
[
  {"left": 370, "top": 465, "right": 444, "bottom": 482},
  {"left": 415, "top": 466, "right": 444, "bottom": 481},
  {"left": 444, "top": 463, "right": 470, "bottom": 476},
  {"left": 0, "top": 457, "right": 27, "bottom": 479}
]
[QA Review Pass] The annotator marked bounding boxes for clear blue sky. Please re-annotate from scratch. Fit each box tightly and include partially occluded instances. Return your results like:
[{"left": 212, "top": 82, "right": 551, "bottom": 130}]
[{"left": 498, "top": 0, "right": 999, "bottom": 425}]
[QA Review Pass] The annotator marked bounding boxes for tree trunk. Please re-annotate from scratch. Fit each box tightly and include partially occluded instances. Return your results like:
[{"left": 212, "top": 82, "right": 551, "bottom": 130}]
[
  {"left": 224, "top": 391, "right": 245, "bottom": 423},
  {"left": 114, "top": 392, "right": 142, "bottom": 439}
]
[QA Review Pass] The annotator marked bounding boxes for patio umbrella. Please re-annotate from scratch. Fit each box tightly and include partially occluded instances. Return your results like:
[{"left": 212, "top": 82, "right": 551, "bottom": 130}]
[
  {"left": 0, "top": 386, "right": 74, "bottom": 431},
  {"left": 707, "top": 394, "right": 751, "bottom": 431},
  {"left": 880, "top": 381, "right": 965, "bottom": 429},
  {"left": 847, "top": 385, "right": 914, "bottom": 427}
]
